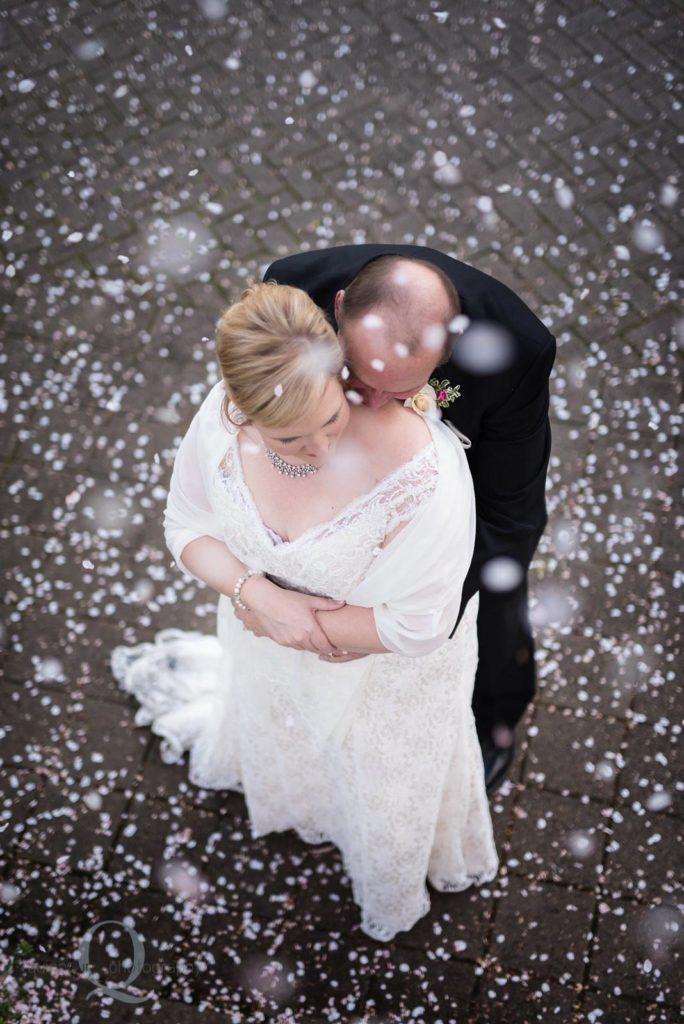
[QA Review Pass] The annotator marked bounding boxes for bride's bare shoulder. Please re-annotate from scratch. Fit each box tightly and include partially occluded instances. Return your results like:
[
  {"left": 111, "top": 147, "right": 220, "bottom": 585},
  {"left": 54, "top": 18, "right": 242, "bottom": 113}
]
[{"left": 349, "top": 401, "right": 432, "bottom": 470}]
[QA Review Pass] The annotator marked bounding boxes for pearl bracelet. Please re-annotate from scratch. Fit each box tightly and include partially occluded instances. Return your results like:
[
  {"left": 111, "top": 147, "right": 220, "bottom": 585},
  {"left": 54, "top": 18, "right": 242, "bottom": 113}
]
[{"left": 231, "top": 569, "right": 261, "bottom": 612}]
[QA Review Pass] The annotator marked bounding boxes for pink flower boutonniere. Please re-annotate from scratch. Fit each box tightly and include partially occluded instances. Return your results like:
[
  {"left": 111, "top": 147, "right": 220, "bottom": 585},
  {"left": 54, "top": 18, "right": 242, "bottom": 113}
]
[
  {"left": 404, "top": 378, "right": 461, "bottom": 418},
  {"left": 428, "top": 377, "right": 461, "bottom": 409}
]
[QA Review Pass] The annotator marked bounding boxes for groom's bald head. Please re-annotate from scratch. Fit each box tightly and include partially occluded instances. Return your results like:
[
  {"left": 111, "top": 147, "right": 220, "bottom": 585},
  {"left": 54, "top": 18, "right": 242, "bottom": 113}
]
[
  {"left": 336, "top": 256, "right": 459, "bottom": 356},
  {"left": 334, "top": 257, "right": 460, "bottom": 408}
]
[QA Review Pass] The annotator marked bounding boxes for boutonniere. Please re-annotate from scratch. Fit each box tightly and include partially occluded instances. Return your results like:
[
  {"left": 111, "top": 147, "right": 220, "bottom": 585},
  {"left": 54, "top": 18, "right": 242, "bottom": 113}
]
[
  {"left": 429, "top": 377, "right": 461, "bottom": 408},
  {"left": 404, "top": 378, "right": 461, "bottom": 416}
]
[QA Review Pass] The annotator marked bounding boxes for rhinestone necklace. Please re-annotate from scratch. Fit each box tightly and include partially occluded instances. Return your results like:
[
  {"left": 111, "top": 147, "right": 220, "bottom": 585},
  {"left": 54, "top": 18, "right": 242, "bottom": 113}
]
[{"left": 265, "top": 447, "right": 320, "bottom": 478}]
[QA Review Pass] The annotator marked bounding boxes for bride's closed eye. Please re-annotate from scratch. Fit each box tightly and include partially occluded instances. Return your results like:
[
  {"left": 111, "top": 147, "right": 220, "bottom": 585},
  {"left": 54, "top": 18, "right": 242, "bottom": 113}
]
[{"left": 278, "top": 411, "right": 340, "bottom": 444}]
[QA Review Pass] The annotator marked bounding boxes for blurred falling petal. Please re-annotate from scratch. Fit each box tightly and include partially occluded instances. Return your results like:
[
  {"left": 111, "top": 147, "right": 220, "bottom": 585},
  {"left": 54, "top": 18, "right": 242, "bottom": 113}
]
[
  {"left": 632, "top": 219, "right": 664, "bottom": 253},
  {"left": 297, "top": 339, "right": 341, "bottom": 378},
  {"left": 529, "top": 584, "right": 575, "bottom": 627},
  {"left": 36, "top": 657, "right": 64, "bottom": 682},
  {"left": 241, "top": 952, "right": 297, "bottom": 1001},
  {"left": 421, "top": 323, "right": 447, "bottom": 352},
  {"left": 646, "top": 789, "right": 672, "bottom": 812},
  {"left": 198, "top": 0, "right": 229, "bottom": 17},
  {"left": 361, "top": 313, "right": 384, "bottom": 330},
  {"left": 567, "top": 359, "right": 586, "bottom": 387},
  {"left": 594, "top": 759, "right": 615, "bottom": 782},
  {"left": 346, "top": 390, "right": 363, "bottom": 405},
  {"left": 434, "top": 162, "right": 462, "bottom": 186},
  {"left": 83, "top": 791, "right": 103, "bottom": 811},
  {"left": 298, "top": 70, "right": 318, "bottom": 89},
  {"left": 152, "top": 405, "right": 181, "bottom": 425},
  {"left": 566, "top": 829, "right": 597, "bottom": 859},
  {"left": 481, "top": 557, "right": 524, "bottom": 592},
  {"left": 84, "top": 491, "right": 131, "bottom": 532},
  {"left": 424, "top": 403, "right": 443, "bottom": 422},
  {"left": 132, "top": 579, "right": 154, "bottom": 602},
  {"left": 551, "top": 518, "right": 578, "bottom": 557},
  {"left": 273, "top": 383, "right": 284, "bottom": 397},
  {"left": 0, "top": 883, "right": 20, "bottom": 904},
  {"left": 394, "top": 342, "right": 409, "bottom": 358},
  {"left": 450, "top": 322, "right": 514, "bottom": 374},
  {"left": 100, "top": 278, "right": 126, "bottom": 299},
  {"left": 141, "top": 215, "right": 217, "bottom": 281},
  {"left": 635, "top": 905, "right": 683, "bottom": 966},
  {"left": 370, "top": 358, "right": 385, "bottom": 371},
  {"left": 327, "top": 446, "right": 367, "bottom": 486},
  {"left": 161, "top": 859, "right": 206, "bottom": 902},
  {"left": 491, "top": 723, "right": 515, "bottom": 748},
  {"left": 554, "top": 179, "right": 575, "bottom": 209},
  {"left": 659, "top": 182, "right": 679, "bottom": 207},
  {"left": 340, "top": 365, "right": 350, "bottom": 380},
  {"left": 75, "top": 39, "right": 105, "bottom": 60},
  {"left": 449, "top": 314, "right": 471, "bottom": 335},
  {"left": 241, "top": 439, "right": 261, "bottom": 456},
  {"left": 675, "top": 319, "right": 684, "bottom": 351}
]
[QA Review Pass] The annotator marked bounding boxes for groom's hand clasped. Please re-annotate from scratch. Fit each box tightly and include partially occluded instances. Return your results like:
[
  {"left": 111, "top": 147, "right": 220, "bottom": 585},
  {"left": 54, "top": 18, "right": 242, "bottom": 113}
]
[{"left": 317, "top": 650, "right": 369, "bottom": 663}]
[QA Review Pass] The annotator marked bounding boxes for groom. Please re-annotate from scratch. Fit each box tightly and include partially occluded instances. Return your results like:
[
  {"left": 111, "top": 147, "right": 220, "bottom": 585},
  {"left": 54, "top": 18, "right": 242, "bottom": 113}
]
[{"left": 260, "top": 244, "right": 556, "bottom": 793}]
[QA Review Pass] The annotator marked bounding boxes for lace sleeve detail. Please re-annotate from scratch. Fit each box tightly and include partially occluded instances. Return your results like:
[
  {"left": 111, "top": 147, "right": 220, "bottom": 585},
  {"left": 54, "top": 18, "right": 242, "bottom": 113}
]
[
  {"left": 299, "top": 442, "right": 439, "bottom": 547},
  {"left": 379, "top": 444, "right": 439, "bottom": 539}
]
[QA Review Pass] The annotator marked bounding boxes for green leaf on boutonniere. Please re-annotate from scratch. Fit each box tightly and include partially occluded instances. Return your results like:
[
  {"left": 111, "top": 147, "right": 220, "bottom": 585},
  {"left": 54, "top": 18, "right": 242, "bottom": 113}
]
[{"left": 428, "top": 378, "right": 461, "bottom": 408}]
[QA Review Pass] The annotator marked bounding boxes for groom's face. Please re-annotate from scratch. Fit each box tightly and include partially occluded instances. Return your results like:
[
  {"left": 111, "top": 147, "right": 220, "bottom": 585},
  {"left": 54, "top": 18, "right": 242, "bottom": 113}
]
[{"left": 338, "top": 308, "right": 446, "bottom": 410}]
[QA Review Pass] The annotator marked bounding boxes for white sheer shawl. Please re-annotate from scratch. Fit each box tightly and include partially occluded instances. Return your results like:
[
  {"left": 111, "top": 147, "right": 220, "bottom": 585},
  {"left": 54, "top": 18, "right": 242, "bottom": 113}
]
[{"left": 162, "top": 382, "right": 477, "bottom": 748}]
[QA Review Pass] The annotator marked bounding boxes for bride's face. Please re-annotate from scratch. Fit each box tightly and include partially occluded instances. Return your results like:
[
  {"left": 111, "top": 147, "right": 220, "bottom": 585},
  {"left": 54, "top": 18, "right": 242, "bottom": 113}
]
[{"left": 251, "top": 377, "right": 351, "bottom": 464}]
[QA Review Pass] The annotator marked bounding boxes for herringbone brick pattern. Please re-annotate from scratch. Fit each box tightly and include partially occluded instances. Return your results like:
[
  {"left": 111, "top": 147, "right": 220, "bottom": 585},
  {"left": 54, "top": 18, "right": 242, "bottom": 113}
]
[{"left": 1, "top": 0, "right": 681, "bottom": 1020}]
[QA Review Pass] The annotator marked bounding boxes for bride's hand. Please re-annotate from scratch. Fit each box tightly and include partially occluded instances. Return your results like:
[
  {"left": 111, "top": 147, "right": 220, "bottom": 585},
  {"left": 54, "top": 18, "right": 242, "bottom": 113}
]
[{"left": 235, "top": 577, "right": 346, "bottom": 654}]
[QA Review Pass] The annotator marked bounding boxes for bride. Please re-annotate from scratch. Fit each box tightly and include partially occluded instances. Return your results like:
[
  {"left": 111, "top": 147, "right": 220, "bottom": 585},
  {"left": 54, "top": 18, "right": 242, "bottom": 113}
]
[{"left": 111, "top": 281, "right": 499, "bottom": 942}]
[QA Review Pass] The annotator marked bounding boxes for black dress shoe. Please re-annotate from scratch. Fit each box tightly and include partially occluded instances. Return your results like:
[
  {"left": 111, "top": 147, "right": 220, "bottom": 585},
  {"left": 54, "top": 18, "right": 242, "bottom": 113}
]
[{"left": 478, "top": 730, "right": 516, "bottom": 793}]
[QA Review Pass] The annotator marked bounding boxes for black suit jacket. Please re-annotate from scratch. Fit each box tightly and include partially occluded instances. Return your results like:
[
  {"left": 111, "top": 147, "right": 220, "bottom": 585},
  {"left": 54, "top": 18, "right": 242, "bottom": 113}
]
[{"left": 264, "top": 244, "right": 556, "bottom": 628}]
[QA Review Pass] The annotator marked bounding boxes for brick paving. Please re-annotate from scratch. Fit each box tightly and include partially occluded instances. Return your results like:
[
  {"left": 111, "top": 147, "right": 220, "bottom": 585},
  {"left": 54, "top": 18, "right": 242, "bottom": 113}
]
[{"left": 1, "top": 0, "right": 682, "bottom": 1021}]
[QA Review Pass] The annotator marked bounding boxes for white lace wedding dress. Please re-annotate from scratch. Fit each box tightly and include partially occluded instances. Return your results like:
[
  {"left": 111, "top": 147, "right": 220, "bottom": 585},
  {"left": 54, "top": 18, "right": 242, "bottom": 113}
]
[{"left": 111, "top": 382, "right": 499, "bottom": 941}]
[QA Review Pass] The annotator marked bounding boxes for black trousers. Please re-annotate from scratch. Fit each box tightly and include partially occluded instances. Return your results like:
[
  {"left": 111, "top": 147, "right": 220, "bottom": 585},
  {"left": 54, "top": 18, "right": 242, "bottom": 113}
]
[{"left": 468, "top": 577, "right": 536, "bottom": 736}]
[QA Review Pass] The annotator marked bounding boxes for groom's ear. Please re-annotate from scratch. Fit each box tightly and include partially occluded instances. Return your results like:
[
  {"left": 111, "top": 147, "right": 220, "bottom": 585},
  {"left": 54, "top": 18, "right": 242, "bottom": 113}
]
[{"left": 334, "top": 289, "right": 345, "bottom": 324}]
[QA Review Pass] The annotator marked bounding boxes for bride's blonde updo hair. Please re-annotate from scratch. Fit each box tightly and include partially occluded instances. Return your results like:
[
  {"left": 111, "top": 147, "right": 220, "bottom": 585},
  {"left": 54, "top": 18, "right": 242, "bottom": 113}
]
[{"left": 216, "top": 281, "right": 344, "bottom": 430}]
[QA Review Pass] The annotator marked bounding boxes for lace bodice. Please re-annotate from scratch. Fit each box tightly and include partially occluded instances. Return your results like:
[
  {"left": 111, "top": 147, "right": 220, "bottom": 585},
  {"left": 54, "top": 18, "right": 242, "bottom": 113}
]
[
  {"left": 210, "top": 432, "right": 439, "bottom": 599},
  {"left": 163, "top": 380, "right": 476, "bottom": 656}
]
